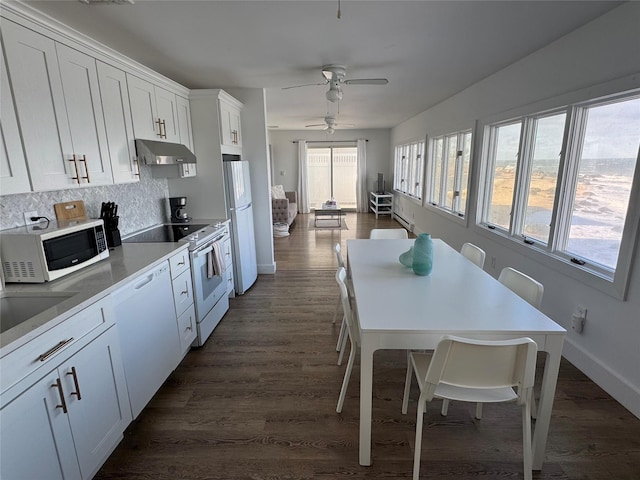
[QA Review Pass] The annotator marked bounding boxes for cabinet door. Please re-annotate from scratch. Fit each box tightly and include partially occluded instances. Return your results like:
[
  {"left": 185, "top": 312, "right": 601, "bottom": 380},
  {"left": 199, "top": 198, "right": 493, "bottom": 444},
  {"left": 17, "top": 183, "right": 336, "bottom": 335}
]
[
  {"left": 0, "top": 40, "right": 31, "bottom": 194},
  {"left": 61, "top": 327, "right": 130, "bottom": 479},
  {"left": 97, "top": 61, "right": 139, "bottom": 184},
  {"left": 0, "top": 370, "right": 82, "bottom": 480},
  {"left": 155, "top": 86, "right": 179, "bottom": 143},
  {"left": 56, "top": 43, "right": 113, "bottom": 186},
  {"left": 229, "top": 106, "right": 242, "bottom": 148},
  {"left": 176, "top": 95, "right": 193, "bottom": 150},
  {"left": 1, "top": 20, "right": 76, "bottom": 191},
  {"left": 218, "top": 100, "right": 234, "bottom": 147},
  {"left": 127, "top": 74, "right": 159, "bottom": 140}
]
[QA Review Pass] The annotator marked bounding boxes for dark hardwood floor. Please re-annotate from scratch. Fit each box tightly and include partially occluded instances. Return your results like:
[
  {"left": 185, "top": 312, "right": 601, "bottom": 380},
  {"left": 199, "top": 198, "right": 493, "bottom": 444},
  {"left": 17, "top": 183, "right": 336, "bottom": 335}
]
[{"left": 96, "top": 213, "right": 640, "bottom": 480}]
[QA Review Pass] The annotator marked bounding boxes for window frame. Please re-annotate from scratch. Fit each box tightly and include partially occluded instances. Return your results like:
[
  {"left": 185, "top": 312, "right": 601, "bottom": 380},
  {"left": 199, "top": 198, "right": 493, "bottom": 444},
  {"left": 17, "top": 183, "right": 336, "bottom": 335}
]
[
  {"left": 393, "top": 138, "right": 425, "bottom": 201},
  {"left": 425, "top": 129, "right": 474, "bottom": 220},
  {"left": 476, "top": 87, "right": 640, "bottom": 299}
]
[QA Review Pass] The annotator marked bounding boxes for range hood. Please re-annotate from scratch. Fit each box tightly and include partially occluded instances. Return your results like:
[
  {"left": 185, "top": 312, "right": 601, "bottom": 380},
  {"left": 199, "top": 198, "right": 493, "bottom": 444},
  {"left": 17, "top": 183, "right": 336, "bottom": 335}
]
[{"left": 135, "top": 139, "right": 197, "bottom": 165}]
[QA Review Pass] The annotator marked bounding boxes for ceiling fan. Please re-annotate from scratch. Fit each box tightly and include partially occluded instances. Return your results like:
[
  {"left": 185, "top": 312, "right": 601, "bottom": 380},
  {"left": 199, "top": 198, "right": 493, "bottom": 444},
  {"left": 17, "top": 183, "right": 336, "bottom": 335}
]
[
  {"left": 305, "top": 115, "right": 354, "bottom": 135},
  {"left": 284, "top": 65, "right": 388, "bottom": 102}
]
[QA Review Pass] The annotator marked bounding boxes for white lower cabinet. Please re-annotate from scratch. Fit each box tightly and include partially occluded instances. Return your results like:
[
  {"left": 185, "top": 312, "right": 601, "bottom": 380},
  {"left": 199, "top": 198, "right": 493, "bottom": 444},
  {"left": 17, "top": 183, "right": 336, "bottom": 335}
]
[
  {"left": 170, "top": 250, "right": 196, "bottom": 354},
  {"left": 0, "top": 325, "right": 130, "bottom": 480}
]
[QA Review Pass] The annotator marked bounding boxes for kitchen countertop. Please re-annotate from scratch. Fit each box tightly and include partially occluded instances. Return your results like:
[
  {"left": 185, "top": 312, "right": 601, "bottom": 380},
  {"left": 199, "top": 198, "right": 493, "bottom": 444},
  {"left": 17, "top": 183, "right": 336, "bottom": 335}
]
[{"left": 0, "top": 242, "right": 189, "bottom": 355}]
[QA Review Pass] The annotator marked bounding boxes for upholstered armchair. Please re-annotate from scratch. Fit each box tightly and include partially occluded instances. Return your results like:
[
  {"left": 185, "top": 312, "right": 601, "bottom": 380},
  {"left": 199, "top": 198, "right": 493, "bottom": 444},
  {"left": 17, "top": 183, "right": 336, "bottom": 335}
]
[{"left": 272, "top": 191, "right": 298, "bottom": 226}]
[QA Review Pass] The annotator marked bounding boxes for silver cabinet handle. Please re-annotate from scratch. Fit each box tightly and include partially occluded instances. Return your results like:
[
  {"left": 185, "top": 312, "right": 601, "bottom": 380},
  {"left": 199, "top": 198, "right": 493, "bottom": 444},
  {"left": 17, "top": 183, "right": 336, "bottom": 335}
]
[
  {"left": 51, "top": 378, "right": 68, "bottom": 414},
  {"left": 38, "top": 338, "right": 74, "bottom": 362},
  {"left": 67, "top": 366, "right": 82, "bottom": 400}
]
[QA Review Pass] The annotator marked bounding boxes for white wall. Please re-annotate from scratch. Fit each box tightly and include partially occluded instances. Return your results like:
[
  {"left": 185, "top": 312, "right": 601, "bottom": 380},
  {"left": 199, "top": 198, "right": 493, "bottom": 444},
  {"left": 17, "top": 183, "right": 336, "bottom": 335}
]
[
  {"left": 268, "top": 128, "right": 391, "bottom": 194},
  {"left": 391, "top": 3, "right": 640, "bottom": 417}
]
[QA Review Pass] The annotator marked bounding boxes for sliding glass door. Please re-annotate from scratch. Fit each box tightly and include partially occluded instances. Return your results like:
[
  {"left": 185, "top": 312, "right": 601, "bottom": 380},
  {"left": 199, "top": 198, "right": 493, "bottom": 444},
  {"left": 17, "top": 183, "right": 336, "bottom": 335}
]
[{"left": 307, "top": 145, "right": 357, "bottom": 209}]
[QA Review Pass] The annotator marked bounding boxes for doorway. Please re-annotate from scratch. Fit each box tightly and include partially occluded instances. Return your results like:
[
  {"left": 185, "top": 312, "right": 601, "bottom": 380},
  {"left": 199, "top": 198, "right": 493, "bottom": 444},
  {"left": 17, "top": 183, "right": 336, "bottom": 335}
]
[{"left": 307, "top": 145, "right": 357, "bottom": 209}]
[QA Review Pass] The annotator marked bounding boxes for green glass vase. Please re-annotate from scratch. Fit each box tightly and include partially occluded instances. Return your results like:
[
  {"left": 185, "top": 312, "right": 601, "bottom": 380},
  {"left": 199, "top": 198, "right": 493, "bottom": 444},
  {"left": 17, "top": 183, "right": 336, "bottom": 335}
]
[
  {"left": 399, "top": 246, "right": 414, "bottom": 268},
  {"left": 412, "top": 233, "right": 433, "bottom": 276}
]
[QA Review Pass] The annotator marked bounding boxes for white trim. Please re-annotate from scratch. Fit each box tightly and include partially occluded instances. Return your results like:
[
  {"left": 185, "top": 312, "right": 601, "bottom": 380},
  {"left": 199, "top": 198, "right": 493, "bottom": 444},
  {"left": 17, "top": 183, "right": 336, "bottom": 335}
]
[{"left": 563, "top": 338, "right": 640, "bottom": 419}]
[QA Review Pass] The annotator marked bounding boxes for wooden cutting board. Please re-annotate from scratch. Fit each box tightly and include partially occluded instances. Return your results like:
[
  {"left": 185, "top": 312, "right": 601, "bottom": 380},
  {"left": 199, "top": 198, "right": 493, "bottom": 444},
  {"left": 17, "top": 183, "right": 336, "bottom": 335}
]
[{"left": 54, "top": 200, "right": 87, "bottom": 222}]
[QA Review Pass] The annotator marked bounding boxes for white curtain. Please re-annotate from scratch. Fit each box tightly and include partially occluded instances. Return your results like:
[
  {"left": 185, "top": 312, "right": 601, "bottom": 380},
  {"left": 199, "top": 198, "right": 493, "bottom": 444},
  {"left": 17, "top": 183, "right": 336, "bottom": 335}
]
[
  {"left": 297, "top": 140, "right": 310, "bottom": 213},
  {"left": 356, "top": 139, "right": 368, "bottom": 212}
]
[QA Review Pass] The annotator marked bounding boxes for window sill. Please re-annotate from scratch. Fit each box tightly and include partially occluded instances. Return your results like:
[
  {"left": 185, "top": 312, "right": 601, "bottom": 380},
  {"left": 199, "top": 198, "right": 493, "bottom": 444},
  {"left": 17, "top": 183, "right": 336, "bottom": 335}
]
[
  {"left": 474, "top": 223, "right": 629, "bottom": 300},
  {"left": 423, "top": 202, "right": 468, "bottom": 227}
]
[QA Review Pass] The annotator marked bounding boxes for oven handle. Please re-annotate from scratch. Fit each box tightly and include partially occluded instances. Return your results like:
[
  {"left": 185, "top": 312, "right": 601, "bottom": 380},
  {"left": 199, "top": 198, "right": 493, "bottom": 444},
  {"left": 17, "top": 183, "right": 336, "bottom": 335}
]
[{"left": 192, "top": 234, "right": 226, "bottom": 259}]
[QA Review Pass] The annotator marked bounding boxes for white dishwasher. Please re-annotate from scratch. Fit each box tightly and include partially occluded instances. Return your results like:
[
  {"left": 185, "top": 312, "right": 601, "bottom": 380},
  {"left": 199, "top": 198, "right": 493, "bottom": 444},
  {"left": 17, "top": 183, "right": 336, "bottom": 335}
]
[{"left": 112, "top": 262, "right": 180, "bottom": 419}]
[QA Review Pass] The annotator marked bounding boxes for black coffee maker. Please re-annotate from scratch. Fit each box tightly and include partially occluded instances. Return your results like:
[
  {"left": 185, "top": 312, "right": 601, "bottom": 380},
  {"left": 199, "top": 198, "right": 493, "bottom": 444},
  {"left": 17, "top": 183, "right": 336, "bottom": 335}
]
[{"left": 169, "top": 196, "right": 190, "bottom": 223}]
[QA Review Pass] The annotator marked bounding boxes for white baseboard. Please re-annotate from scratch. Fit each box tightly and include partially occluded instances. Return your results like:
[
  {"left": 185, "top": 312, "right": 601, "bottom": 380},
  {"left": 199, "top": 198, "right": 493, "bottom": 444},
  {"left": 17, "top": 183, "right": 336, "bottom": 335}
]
[
  {"left": 258, "top": 262, "right": 276, "bottom": 274},
  {"left": 563, "top": 337, "right": 640, "bottom": 418}
]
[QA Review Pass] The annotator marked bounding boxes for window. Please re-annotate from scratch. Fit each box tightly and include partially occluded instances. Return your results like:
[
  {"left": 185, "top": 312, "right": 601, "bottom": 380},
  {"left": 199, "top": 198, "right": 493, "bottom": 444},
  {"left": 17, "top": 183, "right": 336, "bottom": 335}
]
[
  {"left": 393, "top": 140, "right": 425, "bottom": 199},
  {"left": 480, "top": 90, "right": 640, "bottom": 284},
  {"left": 426, "top": 130, "right": 472, "bottom": 217}
]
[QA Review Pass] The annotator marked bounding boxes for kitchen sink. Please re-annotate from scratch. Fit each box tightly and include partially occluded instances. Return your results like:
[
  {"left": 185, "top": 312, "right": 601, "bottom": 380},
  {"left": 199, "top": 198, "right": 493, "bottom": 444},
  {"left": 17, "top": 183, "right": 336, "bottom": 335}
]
[{"left": 0, "top": 292, "right": 76, "bottom": 334}]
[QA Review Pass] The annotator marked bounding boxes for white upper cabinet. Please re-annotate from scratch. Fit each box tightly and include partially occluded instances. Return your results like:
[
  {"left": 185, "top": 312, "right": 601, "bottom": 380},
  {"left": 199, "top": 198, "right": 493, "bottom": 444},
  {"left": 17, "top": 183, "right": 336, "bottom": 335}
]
[
  {"left": 176, "top": 95, "right": 194, "bottom": 150},
  {"left": 155, "top": 85, "right": 180, "bottom": 143},
  {"left": 2, "top": 20, "right": 114, "bottom": 190},
  {"left": 56, "top": 43, "right": 113, "bottom": 186},
  {"left": 1, "top": 20, "right": 76, "bottom": 191},
  {"left": 127, "top": 74, "right": 158, "bottom": 141},
  {"left": 0, "top": 40, "right": 31, "bottom": 195},
  {"left": 176, "top": 95, "right": 196, "bottom": 177},
  {"left": 219, "top": 93, "right": 243, "bottom": 150},
  {"left": 127, "top": 74, "right": 180, "bottom": 143},
  {"left": 97, "top": 61, "right": 140, "bottom": 184}
]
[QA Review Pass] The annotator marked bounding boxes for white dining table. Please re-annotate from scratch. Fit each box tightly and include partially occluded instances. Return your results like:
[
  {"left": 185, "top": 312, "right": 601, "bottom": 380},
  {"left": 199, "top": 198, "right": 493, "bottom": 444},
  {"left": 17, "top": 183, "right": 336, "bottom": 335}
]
[{"left": 347, "top": 238, "right": 566, "bottom": 468}]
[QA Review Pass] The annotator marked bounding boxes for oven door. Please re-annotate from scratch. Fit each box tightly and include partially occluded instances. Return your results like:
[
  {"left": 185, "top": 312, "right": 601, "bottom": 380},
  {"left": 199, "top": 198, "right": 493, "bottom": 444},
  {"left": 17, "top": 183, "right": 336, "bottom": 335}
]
[{"left": 190, "top": 241, "right": 227, "bottom": 321}]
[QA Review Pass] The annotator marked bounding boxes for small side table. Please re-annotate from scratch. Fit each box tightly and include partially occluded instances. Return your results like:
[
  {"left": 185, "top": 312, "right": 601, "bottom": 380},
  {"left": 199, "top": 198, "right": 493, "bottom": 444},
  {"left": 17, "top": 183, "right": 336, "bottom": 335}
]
[{"left": 315, "top": 203, "right": 343, "bottom": 227}]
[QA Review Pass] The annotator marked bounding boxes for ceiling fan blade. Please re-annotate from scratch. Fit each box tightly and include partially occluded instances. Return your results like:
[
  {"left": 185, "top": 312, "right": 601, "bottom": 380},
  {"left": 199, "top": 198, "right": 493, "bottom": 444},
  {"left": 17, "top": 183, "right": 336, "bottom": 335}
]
[
  {"left": 282, "top": 81, "right": 327, "bottom": 90},
  {"left": 336, "top": 123, "right": 355, "bottom": 128},
  {"left": 343, "top": 78, "right": 389, "bottom": 85},
  {"left": 305, "top": 123, "right": 327, "bottom": 128}
]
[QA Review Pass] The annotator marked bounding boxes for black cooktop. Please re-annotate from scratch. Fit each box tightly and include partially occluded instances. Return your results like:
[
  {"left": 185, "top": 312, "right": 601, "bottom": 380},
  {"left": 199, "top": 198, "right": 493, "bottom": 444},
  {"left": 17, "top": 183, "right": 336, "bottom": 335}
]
[{"left": 123, "top": 224, "right": 208, "bottom": 243}]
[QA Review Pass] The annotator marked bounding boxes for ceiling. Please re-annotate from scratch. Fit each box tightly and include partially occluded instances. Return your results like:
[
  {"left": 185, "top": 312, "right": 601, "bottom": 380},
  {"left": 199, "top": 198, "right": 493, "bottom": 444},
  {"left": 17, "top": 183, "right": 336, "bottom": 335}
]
[{"left": 24, "top": 0, "right": 622, "bottom": 131}]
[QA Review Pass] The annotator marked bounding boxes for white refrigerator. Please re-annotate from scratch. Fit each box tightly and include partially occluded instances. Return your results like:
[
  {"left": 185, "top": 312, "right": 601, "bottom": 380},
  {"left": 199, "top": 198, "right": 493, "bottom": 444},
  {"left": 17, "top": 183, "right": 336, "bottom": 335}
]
[{"left": 223, "top": 155, "right": 258, "bottom": 294}]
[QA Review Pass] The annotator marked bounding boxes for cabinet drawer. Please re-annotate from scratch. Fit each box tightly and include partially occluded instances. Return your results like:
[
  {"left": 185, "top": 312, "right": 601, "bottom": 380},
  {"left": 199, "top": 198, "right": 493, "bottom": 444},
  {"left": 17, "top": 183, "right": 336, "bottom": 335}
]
[
  {"left": 176, "top": 304, "right": 197, "bottom": 354},
  {"left": 169, "top": 249, "right": 190, "bottom": 279},
  {"left": 172, "top": 269, "right": 193, "bottom": 317},
  {"left": 1, "top": 296, "right": 111, "bottom": 392}
]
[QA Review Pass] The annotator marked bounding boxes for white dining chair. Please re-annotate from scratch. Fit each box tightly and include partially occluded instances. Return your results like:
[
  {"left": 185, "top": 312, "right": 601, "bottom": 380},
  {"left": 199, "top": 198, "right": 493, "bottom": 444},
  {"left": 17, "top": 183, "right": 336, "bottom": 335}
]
[
  {"left": 440, "top": 266, "right": 545, "bottom": 419},
  {"left": 460, "top": 242, "right": 486, "bottom": 269},
  {"left": 333, "top": 243, "right": 353, "bottom": 366},
  {"left": 369, "top": 228, "right": 408, "bottom": 239},
  {"left": 498, "top": 267, "right": 544, "bottom": 309},
  {"left": 335, "top": 267, "right": 360, "bottom": 413},
  {"left": 402, "top": 335, "right": 537, "bottom": 480}
]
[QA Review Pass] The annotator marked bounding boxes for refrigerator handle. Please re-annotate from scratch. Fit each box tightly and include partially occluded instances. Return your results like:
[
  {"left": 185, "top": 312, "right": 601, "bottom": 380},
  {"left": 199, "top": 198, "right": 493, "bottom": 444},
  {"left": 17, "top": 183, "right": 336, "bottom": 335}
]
[{"left": 232, "top": 203, "right": 252, "bottom": 212}]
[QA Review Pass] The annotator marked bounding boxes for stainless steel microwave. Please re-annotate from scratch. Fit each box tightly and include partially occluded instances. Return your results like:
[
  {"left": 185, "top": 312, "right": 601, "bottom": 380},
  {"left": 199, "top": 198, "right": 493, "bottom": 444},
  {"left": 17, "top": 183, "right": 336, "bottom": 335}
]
[{"left": 0, "top": 219, "right": 109, "bottom": 283}]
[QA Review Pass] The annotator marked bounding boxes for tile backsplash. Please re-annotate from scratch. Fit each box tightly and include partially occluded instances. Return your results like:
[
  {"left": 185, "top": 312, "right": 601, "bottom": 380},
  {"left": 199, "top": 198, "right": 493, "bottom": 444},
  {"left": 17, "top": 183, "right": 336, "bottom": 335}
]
[{"left": 0, "top": 167, "right": 169, "bottom": 235}]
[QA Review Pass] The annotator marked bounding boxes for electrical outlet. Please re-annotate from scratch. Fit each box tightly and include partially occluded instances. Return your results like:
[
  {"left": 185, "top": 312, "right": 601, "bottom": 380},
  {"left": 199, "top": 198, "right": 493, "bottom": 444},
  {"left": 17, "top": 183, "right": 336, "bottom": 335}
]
[
  {"left": 23, "top": 210, "right": 38, "bottom": 226},
  {"left": 572, "top": 305, "right": 587, "bottom": 334}
]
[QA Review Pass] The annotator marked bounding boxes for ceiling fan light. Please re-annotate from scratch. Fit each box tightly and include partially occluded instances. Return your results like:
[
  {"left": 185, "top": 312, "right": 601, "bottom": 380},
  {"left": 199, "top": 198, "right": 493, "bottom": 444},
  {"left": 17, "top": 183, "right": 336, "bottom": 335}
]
[
  {"left": 326, "top": 87, "right": 342, "bottom": 103},
  {"left": 326, "top": 126, "right": 335, "bottom": 135}
]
